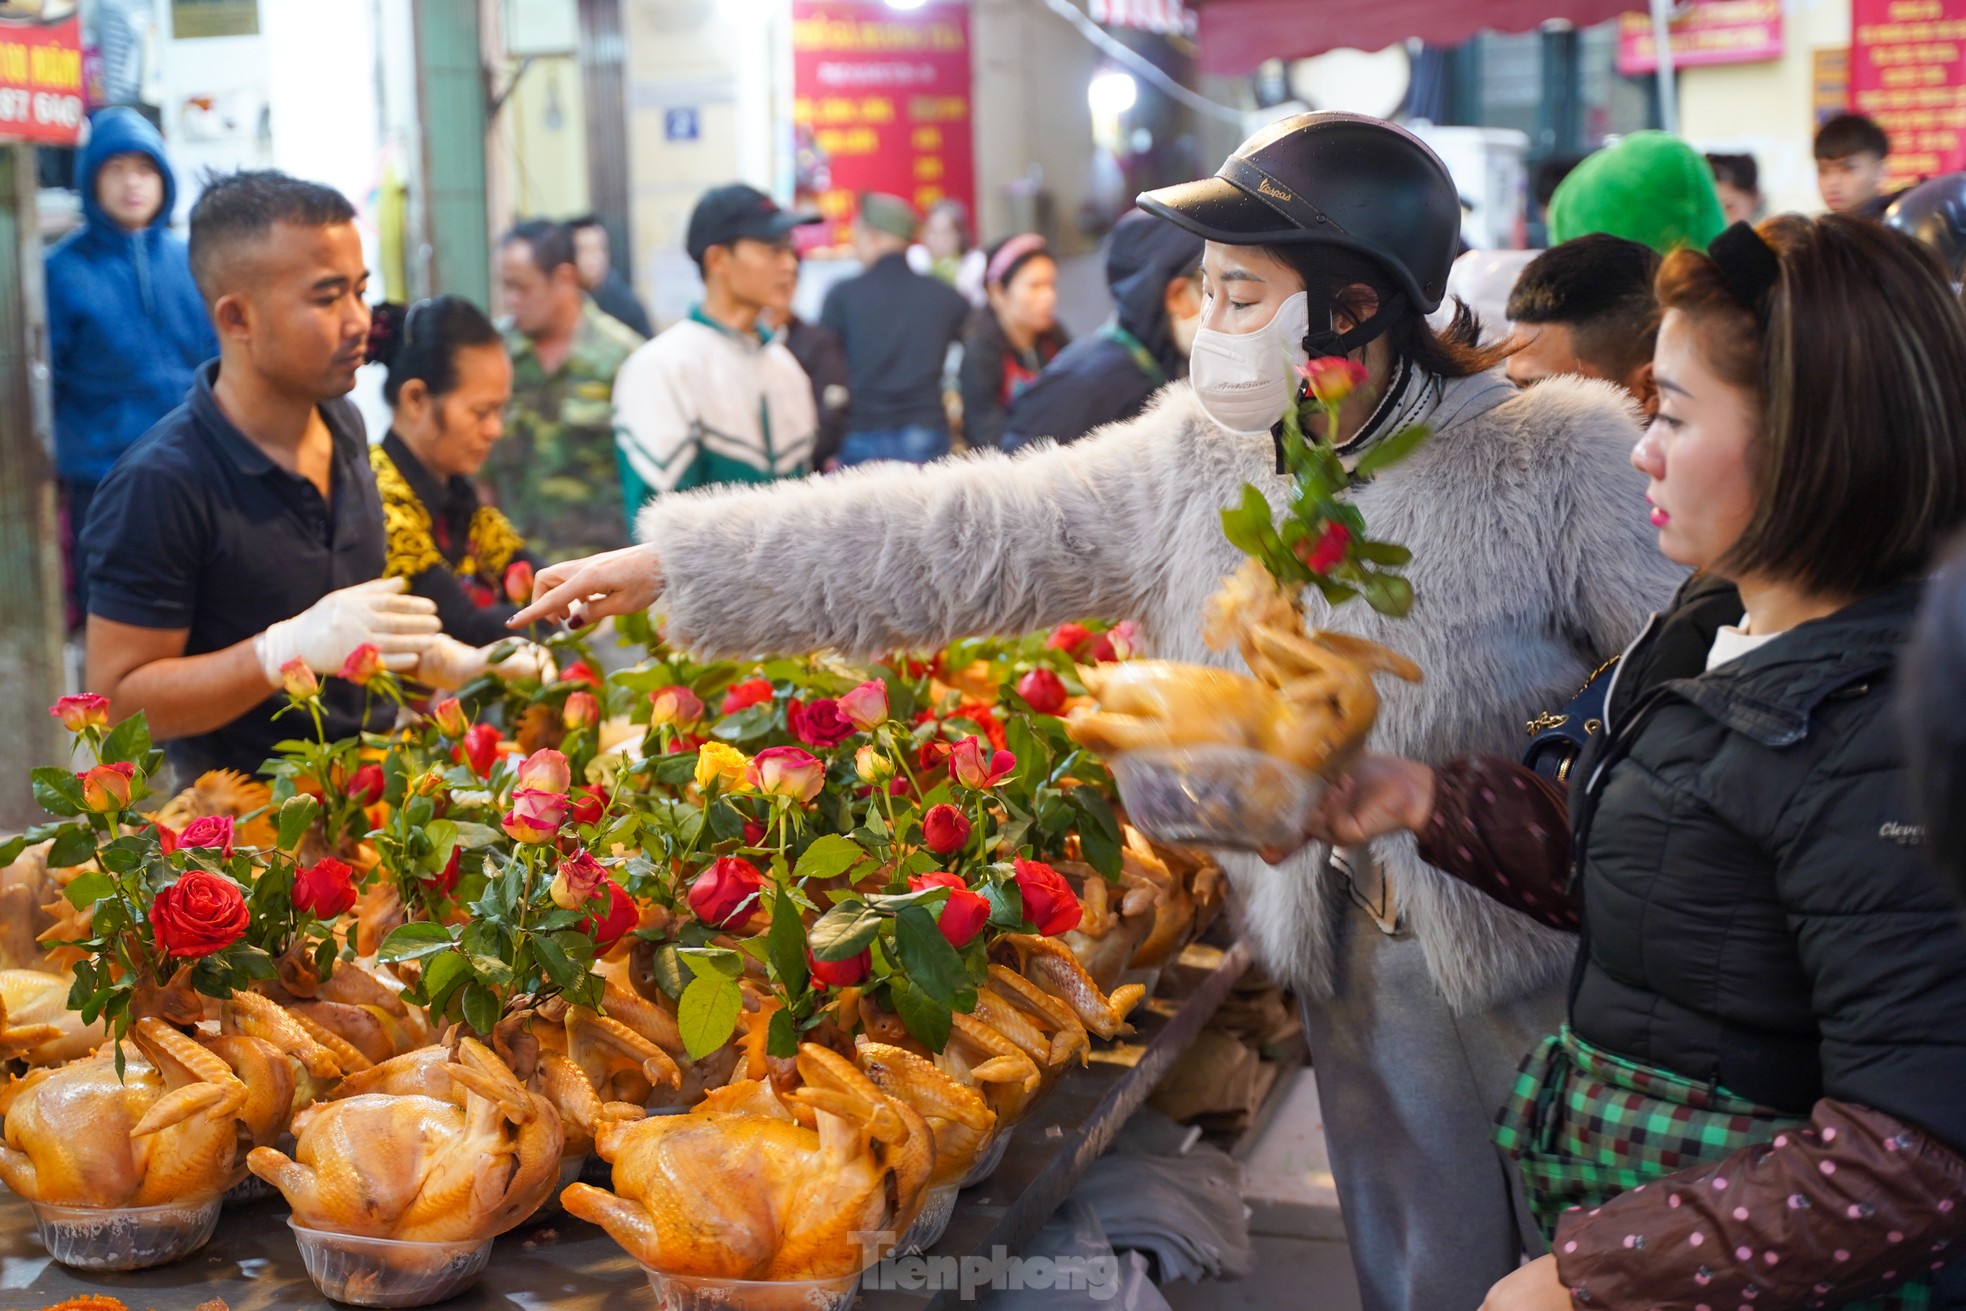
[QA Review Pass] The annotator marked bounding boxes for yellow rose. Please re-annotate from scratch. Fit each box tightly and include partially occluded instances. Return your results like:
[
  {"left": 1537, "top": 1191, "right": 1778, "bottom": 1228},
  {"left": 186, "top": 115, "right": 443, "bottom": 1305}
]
[{"left": 694, "top": 741, "right": 751, "bottom": 792}]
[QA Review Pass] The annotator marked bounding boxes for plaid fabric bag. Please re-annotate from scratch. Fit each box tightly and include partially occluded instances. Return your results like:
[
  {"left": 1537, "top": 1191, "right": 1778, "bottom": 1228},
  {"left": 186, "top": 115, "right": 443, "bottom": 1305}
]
[{"left": 1495, "top": 1026, "right": 1930, "bottom": 1311}]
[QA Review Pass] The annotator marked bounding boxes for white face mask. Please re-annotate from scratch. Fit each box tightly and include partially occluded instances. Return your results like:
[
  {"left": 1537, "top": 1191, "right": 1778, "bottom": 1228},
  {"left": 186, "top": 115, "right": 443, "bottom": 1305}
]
[{"left": 1187, "top": 291, "right": 1310, "bottom": 436}]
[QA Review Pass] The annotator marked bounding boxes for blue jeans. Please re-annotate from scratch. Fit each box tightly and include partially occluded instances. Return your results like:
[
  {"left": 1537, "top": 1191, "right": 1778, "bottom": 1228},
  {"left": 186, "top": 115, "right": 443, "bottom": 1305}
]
[{"left": 838, "top": 424, "right": 949, "bottom": 467}]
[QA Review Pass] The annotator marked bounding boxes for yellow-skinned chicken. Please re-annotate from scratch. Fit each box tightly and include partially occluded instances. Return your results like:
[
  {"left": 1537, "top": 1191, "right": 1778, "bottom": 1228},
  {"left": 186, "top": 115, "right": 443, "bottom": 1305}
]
[{"left": 0, "top": 968, "right": 105, "bottom": 1066}]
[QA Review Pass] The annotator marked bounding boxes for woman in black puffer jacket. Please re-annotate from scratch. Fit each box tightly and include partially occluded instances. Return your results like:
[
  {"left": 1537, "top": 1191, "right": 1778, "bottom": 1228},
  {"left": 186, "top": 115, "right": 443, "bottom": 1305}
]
[{"left": 1305, "top": 214, "right": 1966, "bottom": 1311}]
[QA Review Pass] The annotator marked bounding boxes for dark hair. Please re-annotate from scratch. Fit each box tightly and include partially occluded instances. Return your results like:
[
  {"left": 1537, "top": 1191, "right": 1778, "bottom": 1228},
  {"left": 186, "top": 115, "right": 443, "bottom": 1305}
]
[
  {"left": 1272, "top": 243, "right": 1512, "bottom": 380},
  {"left": 1507, "top": 234, "right": 1662, "bottom": 379},
  {"left": 369, "top": 295, "right": 503, "bottom": 407},
  {"left": 984, "top": 234, "right": 1053, "bottom": 292},
  {"left": 503, "top": 218, "right": 576, "bottom": 276},
  {"left": 1905, "top": 530, "right": 1966, "bottom": 904},
  {"left": 1706, "top": 152, "right": 1760, "bottom": 195},
  {"left": 1655, "top": 214, "right": 1966, "bottom": 597},
  {"left": 1815, "top": 113, "right": 1890, "bottom": 162},
  {"left": 186, "top": 169, "right": 357, "bottom": 304},
  {"left": 567, "top": 214, "right": 604, "bottom": 233},
  {"left": 1532, "top": 154, "right": 1586, "bottom": 212}
]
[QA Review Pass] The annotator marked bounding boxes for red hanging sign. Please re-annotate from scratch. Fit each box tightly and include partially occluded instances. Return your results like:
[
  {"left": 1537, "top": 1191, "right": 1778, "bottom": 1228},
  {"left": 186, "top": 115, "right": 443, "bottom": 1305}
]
[
  {"left": 1616, "top": 0, "right": 1784, "bottom": 76},
  {"left": 1851, "top": 0, "right": 1966, "bottom": 190},
  {"left": 0, "top": 8, "right": 85, "bottom": 147},
  {"left": 791, "top": 0, "right": 976, "bottom": 248}
]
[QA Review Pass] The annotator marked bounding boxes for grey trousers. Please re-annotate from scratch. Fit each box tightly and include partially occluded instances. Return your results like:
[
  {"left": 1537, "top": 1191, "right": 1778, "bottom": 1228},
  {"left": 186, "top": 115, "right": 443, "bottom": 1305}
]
[{"left": 1298, "top": 898, "right": 1568, "bottom": 1311}]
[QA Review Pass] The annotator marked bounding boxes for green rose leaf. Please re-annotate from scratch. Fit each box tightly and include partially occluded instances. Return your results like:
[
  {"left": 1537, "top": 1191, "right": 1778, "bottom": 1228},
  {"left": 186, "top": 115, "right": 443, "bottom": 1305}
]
[
  {"left": 1354, "top": 539, "right": 1413, "bottom": 567},
  {"left": 808, "top": 900, "right": 883, "bottom": 962},
  {"left": 647, "top": 943, "right": 689, "bottom": 999},
  {"left": 30, "top": 767, "right": 85, "bottom": 818},
  {"left": 982, "top": 879, "right": 1024, "bottom": 929},
  {"left": 792, "top": 834, "right": 869, "bottom": 883},
  {"left": 678, "top": 972, "right": 742, "bottom": 1060},
  {"left": 1068, "top": 790, "right": 1123, "bottom": 880},
  {"left": 766, "top": 889, "right": 809, "bottom": 996},
  {"left": 1359, "top": 571, "right": 1416, "bottom": 618},
  {"left": 61, "top": 869, "right": 115, "bottom": 911},
  {"left": 47, "top": 825, "right": 99, "bottom": 870},
  {"left": 766, "top": 1006, "right": 799, "bottom": 1060},
  {"left": 677, "top": 945, "right": 746, "bottom": 980},
  {"left": 461, "top": 981, "right": 501, "bottom": 1038},
  {"left": 890, "top": 976, "right": 953, "bottom": 1052},
  {"left": 0, "top": 833, "right": 28, "bottom": 868},
  {"left": 893, "top": 904, "right": 965, "bottom": 1006},
  {"left": 421, "top": 949, "right": 473, "bottom": 1012},
  {"left": 1351, "top": 422, "right": 1433, "bottom": 481},
  {"left": 377, "top": 920, "right": 458, "bottom": 963},
  {"left": 99, "top": 715, "right": 152, "bottom": 767},
  {"left": 276, "top": 794, "right": 320, "bottom": 854}
]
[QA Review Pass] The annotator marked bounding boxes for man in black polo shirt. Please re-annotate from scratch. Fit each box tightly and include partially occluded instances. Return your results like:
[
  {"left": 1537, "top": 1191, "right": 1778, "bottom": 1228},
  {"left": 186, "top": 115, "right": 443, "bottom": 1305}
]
[{"left": 82, "top": 171, "right": 442, "bottom": 779}]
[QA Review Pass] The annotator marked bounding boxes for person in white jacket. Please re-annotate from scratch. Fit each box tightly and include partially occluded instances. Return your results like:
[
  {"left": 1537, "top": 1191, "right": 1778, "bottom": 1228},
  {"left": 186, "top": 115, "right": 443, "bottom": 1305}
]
[{"left": 514, "top": 113, "right": 1685, "bottom": 1311}]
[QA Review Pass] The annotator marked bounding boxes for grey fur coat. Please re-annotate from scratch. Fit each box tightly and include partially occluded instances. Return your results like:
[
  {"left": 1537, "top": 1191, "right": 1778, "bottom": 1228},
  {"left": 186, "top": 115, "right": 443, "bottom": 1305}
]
[{"left": 637, "top": 373, "right": 1686, "bottom": 1011}]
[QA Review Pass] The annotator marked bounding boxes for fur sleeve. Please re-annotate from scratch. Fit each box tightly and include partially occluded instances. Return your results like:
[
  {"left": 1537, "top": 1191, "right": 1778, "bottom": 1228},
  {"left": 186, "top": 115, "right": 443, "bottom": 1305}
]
[{"left": 634, "top": 401, "right": 1201, "bottom": 659}]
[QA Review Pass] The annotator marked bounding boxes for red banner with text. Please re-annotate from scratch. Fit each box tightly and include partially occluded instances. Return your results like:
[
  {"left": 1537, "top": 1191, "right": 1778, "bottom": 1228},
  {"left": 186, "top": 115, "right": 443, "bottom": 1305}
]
[
  {"left": 791, "top": 0, "right": 976, "bottom": 249},
  {"left": 0, "top": 10, "right": 85, "bottom": 147},
  {"left": 1615, "top": 1, "right": 1783, "bottom": 76},
  {"left": 1851, "top": 0, "right": 1966, "bottom": 189}
]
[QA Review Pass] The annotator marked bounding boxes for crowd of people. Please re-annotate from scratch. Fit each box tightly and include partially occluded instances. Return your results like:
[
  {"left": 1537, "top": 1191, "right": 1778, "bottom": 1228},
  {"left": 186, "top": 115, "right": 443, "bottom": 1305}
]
[{"left": 39, "top": 96, "right": 1966, "bottom": 1311}]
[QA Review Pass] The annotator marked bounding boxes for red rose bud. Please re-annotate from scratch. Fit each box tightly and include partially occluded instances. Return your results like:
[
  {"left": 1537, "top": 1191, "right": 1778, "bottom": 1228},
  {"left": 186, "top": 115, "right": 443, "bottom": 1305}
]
[
  {"left": 293, "top": 855, "right": 358, "bottom": 919},
  {"left": 581, "top": 878, "right": 638, "bottom": 952},
  {"left": 562, "top": 660, "right": 603, "bottom": 689},
  {"left": 837, "top": 680, "right": 890, "bottom": 732},
  {"left": 649, "top": 685, "right": 705, "bottom": 727},
  {"left": 176, "top": 814, "right": 236, "bottom": 857},
  {"left": 347, "top": 762, "right": 386, "bottom": 807},
  {"left": 1044, "top": 622, "right": 1095, "bottom": 659},
  {"left": 50, "top": 693, "right": 112, "bottom": 732},
  {"left": 516, "top": 748, "right": 571, "bottom": 795},
  {"left": 152, "top": 820, "right": 179, "bottom": 856},
  {"left": 1296, "top": 520, "right": 1353, "bottom": 576},
  {"left": 1298, "top": 355, "right": 1369, "bottom": 404},
  {"left": 1089, "top": 620, "right": 1141, "bottom": 663},
  {"left": 806, "top": 944, "right": 871, "bottom": 989},
  {"left": 563, "top": 690, "right": 600, "bottom": 730},
  {"left": 741, "top": 819, "right": 768, "bottom": 847},
  {"left": 149, "top": 868, "right": 250, "bottom": 960},
  {"left": 949, "top": 736, "right": 1016, "bottom": 790},
  {"left": 501, "top": 787, "right": 569, "bottom": 845},
  {"left": 790, "top": 697, "right": 854, "bottom": 748},
  {"left": 921, "top": 804, "right": 972, "bottom": 856},
  {"left": 337, "top": 642, "right": 384, "bottom": 687},
  {"left": 720, "top": 678, "right": 775, "bottom": 715},
  {"left": 77, "top": 761, "right": 136, "bottom": 812},
  {"left": 1013, "top": 858, "right": 1082, "bottom": 936},
  {"left": 426, "top": 845, "right": 462, "bottom": 895},
  {"left": 570, "top": 787, "right": 607, "bottom": 828},
  {"left": 550, "top": 848, "right": 610, "bottom": 910},
  {"left": 910, "top": 872, "right": 991, "bottom": 948},
  {"left": 503, "top": 559, "right": 535, "bottom": 606},
  {"left": 1015, "top": 668, "right": 1067, "bottom": 714},
  {"left": 431, "top": 697, "right": 468, "bottom": 738},
  {"left": 748, "top": 746, "right": 826, "bottom": 802},
  {"left": 688, "top": 856, "right": 766, "bottom": 928},
  {"left": 459, "top": 723, "right": 502, "bottom": 778}
]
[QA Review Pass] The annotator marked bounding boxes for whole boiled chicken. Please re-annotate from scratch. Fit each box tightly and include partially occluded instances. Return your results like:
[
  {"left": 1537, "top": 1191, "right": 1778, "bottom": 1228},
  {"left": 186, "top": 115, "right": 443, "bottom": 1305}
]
[
  {"left": 0, "top": 968, "right": 105, "bottom": 1066},
  {"left": 562, "top": 1044, "right": 933, "bottom": 1281},
  {"left": 248, "top": 1036, "right": 563, "bottom": 1243}
]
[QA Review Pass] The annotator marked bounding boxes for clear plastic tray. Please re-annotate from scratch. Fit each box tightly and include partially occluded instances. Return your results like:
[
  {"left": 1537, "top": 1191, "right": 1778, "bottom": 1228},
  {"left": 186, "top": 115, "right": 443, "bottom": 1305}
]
[
  {"left": 894, "top": 1182, "right": 960, "bottom": 1256},
  {"left": 288, "top": 1220, "right": 493, "bottom": 1308},
  {"left": 960, "top": 1126, "right": 1012, "bottom": 1188},
  {"left": 640, "top": 1265, "right": 862, "bottom": 1310},
  {"left": 29, "top": 1196, "right": 222, "bottom": 1271},
  {"left": 1108, "top": 745, "right": 1324, "bottom": 852}
]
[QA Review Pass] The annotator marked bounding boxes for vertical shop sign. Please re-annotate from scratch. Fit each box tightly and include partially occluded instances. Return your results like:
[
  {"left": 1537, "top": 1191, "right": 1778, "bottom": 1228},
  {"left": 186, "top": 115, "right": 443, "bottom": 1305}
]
[
  {"left": 1616, "top": 0, "right": 1783, "bottom": 75},
  {"left": 791, "top": 0, "right": 975, "bottom": 246},
  {"left": 0, "top": 6, "right": 84, "bottom": 146},
  {"left": 1851, "top": 0, "right": 1966, "bottom": 188}
]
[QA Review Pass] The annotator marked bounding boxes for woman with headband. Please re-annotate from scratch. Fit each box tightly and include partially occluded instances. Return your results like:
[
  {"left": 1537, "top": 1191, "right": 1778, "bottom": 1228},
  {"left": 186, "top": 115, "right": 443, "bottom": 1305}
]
[{"left": 957, "top": 233, "right": 1069, "bottom": 451}]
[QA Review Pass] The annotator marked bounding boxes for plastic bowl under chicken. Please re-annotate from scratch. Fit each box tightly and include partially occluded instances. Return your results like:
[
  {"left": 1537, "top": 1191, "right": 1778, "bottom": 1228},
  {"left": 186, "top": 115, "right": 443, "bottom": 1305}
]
[
  {"left": 639, "top": 1265, "right": 862, "bottom": 1311},
  {"left": 960, "top": 1127, "right": 1012, "bottom": 1188},
  {"left": 29, "top": 1196, "right": 223, "bottom": 1271},
  {"left": 1108, "top": 745, "right": 1325, "bottom": 853},
  {"left": 895, "top": 1183, "right": 961, "bottom": 1256},
  {"left": 288, "top": 1221, "right": 493, "bottom": 1308}
]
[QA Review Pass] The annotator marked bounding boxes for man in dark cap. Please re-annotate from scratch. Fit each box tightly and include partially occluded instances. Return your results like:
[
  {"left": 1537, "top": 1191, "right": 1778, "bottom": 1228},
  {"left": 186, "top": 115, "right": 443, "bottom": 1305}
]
[
  {"left": 819, "top": 192, "right": 971, "bottom": 465},
  {"left": 1000, "top": 209, "right": 1203, "bottom": 449}
]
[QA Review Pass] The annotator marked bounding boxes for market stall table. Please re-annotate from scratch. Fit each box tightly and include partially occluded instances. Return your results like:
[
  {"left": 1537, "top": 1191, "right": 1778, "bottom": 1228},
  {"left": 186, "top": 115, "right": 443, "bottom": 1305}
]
[{"left": 0, "top": 941, "right": 1251, "bottom": 1311}]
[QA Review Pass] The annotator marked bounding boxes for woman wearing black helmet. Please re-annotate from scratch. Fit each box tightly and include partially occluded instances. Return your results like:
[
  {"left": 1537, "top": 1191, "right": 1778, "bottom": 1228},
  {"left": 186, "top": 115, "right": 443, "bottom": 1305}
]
[{"left": 513, "top": 113, "right": 1683, "bottom": 1309}]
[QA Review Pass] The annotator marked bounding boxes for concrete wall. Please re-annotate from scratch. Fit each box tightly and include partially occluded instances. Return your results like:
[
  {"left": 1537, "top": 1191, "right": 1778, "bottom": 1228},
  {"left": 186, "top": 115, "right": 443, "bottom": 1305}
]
[{"left": 1677, "top": 0, "right": 1850, "bottom": 217}]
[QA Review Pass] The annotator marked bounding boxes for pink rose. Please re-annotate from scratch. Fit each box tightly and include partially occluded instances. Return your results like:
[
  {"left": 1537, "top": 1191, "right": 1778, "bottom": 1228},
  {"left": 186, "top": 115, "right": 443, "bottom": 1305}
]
[
  {"left": 502, "top": 788, "right": 570, "bottom": 845},
  {"left": 50, "top": 693, "right": 112, "bottom": 732},
  {"left": 550, "top": 848, "right": 610, "bottom": 910},
  {"left": 77, "top": 761, "right": 135, "bottom": 812},
  {"left": 337, "top": 643, "right": 384, "bottom": 687},
  {"left": 748, "top": 746, "right": 826, "bottom": 802},
  {"left": 503, "top": 559, "right": 535, "bottom": 606},
  {"left": 837, "top": 680, "right": 890, "bottom": 732},
  {"left": 649, "top": 685, "right": 705, "bottom": 727},
  {"left": 515, "top": 748, "right": 571, "bottom": 795},
  {"left": 280, "top": 660, "right": 320, "bottom": 700},
  {"left": 431, "top": 697, "right": 468, "bottom": 738},
  {"left": 1298, "top": 355, "right": 1368, "bottom": 404},
  {"left": 294, "top": 856, "right": 358, "bottom": 919},
  {"left": 563, "top": 690, "right": 600, "bottom": 730},
  {"left": 948, "top": 736, "right": 1015, "bottom": 790},
  {"left": 176, "top": 815, "right": 236, "bottom": 857},
  {"left": 790, "top": 697, "right": 854, "bottom": 748}
]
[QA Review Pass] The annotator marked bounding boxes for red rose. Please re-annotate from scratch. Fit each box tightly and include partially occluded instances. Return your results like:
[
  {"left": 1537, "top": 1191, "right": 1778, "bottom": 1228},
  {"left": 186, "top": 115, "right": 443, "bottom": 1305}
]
[
  {"left": 337, "top": 643, "right": 385, "bottom": 687},
  {"left": 580, "top": 879, "right": 638, "bottom": 952},
  {"left": 1012, "top": 858, "right": 1082, "bottom": 936},
  {"left": 177, "top": 815, "right": 236, "bottom": 857},
  {"left": 459, "top": 723, "right": 502, "bottom": 778},
  {"left": 741, "top": 819, "right": 768, "bottom": 847},
  {"left": 688, "top": 856, "right": 766, "bottom": 929},
  {"left": 790, "top": 697, "right": 854, "bottom": 748},
  {"left": 1088, "top": 620, "right": 1141, "bottom": 663},
  {"left": 294, "top": 856, "right": 358, "bottom": 919},
  {"left": 425, "top": 845, "right": 462, "bottom": 896},
  {"left": 503, "top": 559, "right": 535, "bottom": 606},
  {"left": 151, "top": 820, "right": 179, "bottom": 856},
  {"left": 806, "top": 944, "right": 870, "bottom": 988},
  {"left": 921, "top": 804, "right": 972, "bottom": 856},
  {"left": 1015, "top": 668, "right": 1068, "bottom": 715},
  {"left": 150, "top": 868, "right": 250, "bottom": 960},
  {"left": 909, "top": 872, "right": 990, "bottom": 948},
  {"left": 916, "top": 738, "right": 950, "bottom": 779},
  {"left": 1298, "top": 355, "right": 1368, "bottom": 405},
  {"left": 562, "top": 660, "right": 603, "bottom": 689},
  {"left": 721, "top": 678, "right": 775, "bottom": 715},
  {"left": 949, "top": 736, "right": 1016, "bottom": 790},
  {"left": 77, "top": 761, "right": 135, "bottom": 812},
  {"left": 1044, "top": 623, "right": 1094, "bottom": 660},
  {"left": 570, "top": 787, "right": 607, "bottom": 828},
  {"left": 346, "top": 762, "right": 385, "bottom": 807},
  {"left": 49, "top": 693, "right": 111, "bottom": 732},
  {"left": 1295, "top": 520, "right": 1352, "bottom": 576}
]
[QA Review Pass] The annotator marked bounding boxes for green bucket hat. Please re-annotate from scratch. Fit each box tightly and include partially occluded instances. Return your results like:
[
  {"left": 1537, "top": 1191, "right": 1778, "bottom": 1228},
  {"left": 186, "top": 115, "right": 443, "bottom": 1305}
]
[{"left": 1547, "top": 131, "right": 1727, "bottom": 255}]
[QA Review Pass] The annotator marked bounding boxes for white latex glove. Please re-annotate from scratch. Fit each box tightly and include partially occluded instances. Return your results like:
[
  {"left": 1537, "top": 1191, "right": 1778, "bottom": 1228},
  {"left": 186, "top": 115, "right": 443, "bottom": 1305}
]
[
  {"left": 414, "top": 635, "right": 557, "bottom": 691},
  {"left": 254, "top": 577, "right": 441, "bottom": 686}
]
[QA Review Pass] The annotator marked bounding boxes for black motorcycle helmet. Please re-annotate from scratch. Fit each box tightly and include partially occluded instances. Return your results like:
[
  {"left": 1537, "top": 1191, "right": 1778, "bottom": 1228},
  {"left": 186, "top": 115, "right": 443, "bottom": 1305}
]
[
  {"left": 1886, "top": 172, "right": 1966, "bottom": 284},
  {"left": 1138, "top": 112, "right": 1462, "bottom": 358}
]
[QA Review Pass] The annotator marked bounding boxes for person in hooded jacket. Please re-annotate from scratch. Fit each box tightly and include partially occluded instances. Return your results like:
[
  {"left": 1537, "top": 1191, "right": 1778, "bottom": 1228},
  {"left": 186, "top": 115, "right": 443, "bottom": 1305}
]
[
  {"left": 1000, "top": 209, "right": 1203, "bottom": 451},
  {"left": 510, "top": 114, "right": 1684, "bottom": 1311},
  {"left": 47, "top": 108, "right": 217, "bottom": 622}
]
